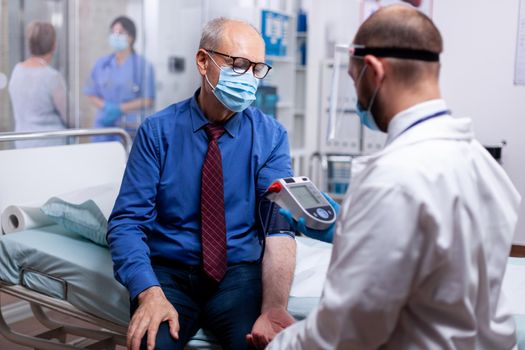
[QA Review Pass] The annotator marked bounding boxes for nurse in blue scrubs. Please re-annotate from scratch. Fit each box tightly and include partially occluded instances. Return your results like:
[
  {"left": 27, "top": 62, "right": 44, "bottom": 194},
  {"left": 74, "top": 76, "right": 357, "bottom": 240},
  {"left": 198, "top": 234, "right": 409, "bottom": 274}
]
[{"left": 84, "top": 16, "right": 155, "bottom": 141}]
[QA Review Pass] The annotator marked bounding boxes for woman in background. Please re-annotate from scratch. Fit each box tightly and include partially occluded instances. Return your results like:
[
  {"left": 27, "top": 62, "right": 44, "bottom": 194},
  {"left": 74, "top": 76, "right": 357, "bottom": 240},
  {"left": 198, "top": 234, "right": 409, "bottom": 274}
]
[
  {"left": 84, "top": 16, "right": 155, "bottom": 141},
  {"left": 8, "top": 21, "right": 69, "bottom": 148}
]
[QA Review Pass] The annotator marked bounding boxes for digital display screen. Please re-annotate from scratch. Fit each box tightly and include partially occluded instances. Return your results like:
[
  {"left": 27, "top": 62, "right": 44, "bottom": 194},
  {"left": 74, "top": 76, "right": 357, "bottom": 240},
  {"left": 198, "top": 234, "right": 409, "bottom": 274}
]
[{"left": 289, "top": 185, "right": 321, "bottom": 209}]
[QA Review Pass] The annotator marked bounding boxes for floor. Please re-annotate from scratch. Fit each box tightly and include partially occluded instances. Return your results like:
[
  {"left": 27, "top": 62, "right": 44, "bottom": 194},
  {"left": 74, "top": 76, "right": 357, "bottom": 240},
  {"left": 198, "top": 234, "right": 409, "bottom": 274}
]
[
  {"left": 512, "top": 245, "right": 525, "bottom": 257},
  {"left": 0, "top": 292, "right": 126, "bottom": 349}
]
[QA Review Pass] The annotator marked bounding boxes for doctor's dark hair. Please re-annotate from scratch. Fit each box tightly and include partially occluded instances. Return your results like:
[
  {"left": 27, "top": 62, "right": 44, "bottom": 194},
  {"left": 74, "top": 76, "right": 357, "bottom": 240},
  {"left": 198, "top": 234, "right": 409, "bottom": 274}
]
[
  {"left": 353, "top": 5, "right": 443, "bottom": 84},
  {"left": 199, "top": 17, "right": 260, "bottom": 50},
  {"left": 110, "top": 16, "right": 137, "bottom": 49},
  {"left": 27, "top": 21, "right": 56, "bottom": 56}
]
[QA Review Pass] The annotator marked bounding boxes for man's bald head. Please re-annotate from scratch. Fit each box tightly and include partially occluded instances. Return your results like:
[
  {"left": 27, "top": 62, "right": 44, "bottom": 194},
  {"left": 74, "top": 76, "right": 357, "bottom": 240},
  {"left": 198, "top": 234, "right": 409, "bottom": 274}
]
[
  {"left": 353, "top": 5, "right": 443, "bottom": 84},
  {"left": 200, "top": 18, "right": 263, "bottom": 52}
]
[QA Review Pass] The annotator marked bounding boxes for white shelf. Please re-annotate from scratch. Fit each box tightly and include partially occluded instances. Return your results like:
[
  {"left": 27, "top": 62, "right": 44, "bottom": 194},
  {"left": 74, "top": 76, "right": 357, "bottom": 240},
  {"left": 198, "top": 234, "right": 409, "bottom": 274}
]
[
  {"left": 266, "top": 55, "right": 295, "bottom": 63},
  {"left": 296, "top": 32, "right": 307, "bottom": 38},
  {"left": 295, "top": 65, "right": 307, "bottom": 71},
  {"left": 294, "top": 108, "right": 305, "bottom": 115},
  {"left": 260, "top": 8, "right": 293, "bottom": 17},
  {"left": 277, "top": 102, "right": 294, "bottom": 109},
  {"left": 291, "top": 147, "right": 308, "bottom": 157}
]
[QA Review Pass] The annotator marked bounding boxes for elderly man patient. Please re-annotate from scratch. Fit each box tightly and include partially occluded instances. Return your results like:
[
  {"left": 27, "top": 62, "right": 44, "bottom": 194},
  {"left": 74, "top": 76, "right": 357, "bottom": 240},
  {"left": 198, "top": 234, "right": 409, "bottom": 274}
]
[
  {"left": 107, "top": 18, "right": 296, "bottom": 350},
  {"left": 269, "top": 4, "right": 521, "bottom": 350}
]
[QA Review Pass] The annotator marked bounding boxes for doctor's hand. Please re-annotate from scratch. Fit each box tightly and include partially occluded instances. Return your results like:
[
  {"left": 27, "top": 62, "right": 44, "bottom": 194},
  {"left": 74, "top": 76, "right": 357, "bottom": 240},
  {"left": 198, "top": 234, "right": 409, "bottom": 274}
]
[
  {"left": 100, "top": 102, "right": 123, "bottom": 127},
  {"left": 127, "top": 286, "right": 179, "bottom": 350},
  {"left": 246, "top": 306, "right": 295, "bottom": 349},
  {"left": 278, "top": 192, "right": 340, "bottom": 243}
]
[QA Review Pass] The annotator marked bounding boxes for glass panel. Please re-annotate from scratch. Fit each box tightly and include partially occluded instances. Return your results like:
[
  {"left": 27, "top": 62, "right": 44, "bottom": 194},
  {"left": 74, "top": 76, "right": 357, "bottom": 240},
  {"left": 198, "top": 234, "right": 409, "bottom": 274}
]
[
  {"left": 78, "top": 0, "right": 150, "bottom": 140},
  {"left": 1, "top": 0, "right": 75, "bottom": 148},
  {"left": 0, "top": 1, "right": 286, "bottom": 148},
  {"left": 0, "top": 0, "right": 206, "bottom": 147},
  {"left": 0, "top": 1, "right": 11, "bottom": 146}
]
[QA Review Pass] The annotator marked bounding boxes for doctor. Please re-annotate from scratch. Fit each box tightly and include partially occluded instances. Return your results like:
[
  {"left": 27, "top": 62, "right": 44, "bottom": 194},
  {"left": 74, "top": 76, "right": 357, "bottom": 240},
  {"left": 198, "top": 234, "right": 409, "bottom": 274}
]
[
  {"left": 271, "top": 4, "right": 521, "bottom": 349},
  {"left": 84, "top": 16, "right": 155, "bottom": 140}
]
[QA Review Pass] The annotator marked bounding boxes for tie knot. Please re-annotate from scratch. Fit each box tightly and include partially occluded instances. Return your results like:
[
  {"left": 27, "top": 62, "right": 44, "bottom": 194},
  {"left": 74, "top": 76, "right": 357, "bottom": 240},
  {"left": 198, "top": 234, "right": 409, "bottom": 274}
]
[{"left": 205, "top": 124, "right": 225, "bottom": 141}]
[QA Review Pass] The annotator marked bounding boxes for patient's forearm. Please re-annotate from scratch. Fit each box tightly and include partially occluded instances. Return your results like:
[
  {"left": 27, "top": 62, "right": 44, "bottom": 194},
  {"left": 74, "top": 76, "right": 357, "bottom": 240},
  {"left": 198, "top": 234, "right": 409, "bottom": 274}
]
[
  {"left": 121, "top": 98, "right": 153, "bottom": 113},
  {"left": 261, "top": 236, "right": 296, "bottom": 311},
  {"left": 88, "top": 96, "right": 104, "bottom": 109}
]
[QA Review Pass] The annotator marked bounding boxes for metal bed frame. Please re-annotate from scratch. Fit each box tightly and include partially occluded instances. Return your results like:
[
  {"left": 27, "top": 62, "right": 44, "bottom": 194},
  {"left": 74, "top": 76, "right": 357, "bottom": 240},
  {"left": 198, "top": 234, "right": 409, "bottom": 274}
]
[
  {"left": 0, "top": 128, "right": 132, "bottom": 154},
  {"left": 0, "top": 128, "right": 131, "bottom": 349}
]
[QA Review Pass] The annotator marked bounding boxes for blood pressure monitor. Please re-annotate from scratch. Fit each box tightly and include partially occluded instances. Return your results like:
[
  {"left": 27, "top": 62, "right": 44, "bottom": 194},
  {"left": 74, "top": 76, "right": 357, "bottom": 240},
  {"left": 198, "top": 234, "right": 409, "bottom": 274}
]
[{"left": 265, "top": 177, "right": 336, "bottom": 230}]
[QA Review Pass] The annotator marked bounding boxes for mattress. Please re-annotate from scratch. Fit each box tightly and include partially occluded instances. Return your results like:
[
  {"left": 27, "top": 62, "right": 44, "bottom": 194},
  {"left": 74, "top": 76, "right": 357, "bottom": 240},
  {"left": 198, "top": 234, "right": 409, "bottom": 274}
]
[
  {"left": 0, "top": 226, "right": 320, "bottom": 335},
  {"left": 0, "top": 224, "right": 129, "bottom": 325}
]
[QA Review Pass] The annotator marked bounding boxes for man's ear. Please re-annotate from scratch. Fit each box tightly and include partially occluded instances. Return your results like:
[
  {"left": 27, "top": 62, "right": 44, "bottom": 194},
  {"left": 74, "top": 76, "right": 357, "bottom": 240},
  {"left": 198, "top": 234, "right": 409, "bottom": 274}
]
[
  {"left": 196, "top": 49, "right": 208, "bottom": 76},
  {"left": 363, "top": 55, "right": 386, "bottom": 86}
]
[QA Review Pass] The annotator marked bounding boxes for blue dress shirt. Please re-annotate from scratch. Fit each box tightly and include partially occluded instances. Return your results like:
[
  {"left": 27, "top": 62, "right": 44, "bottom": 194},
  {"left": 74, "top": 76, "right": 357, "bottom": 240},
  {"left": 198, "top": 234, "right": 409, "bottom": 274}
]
[{"left": 107, "top": 91, "right": 293, "bottom": 299}]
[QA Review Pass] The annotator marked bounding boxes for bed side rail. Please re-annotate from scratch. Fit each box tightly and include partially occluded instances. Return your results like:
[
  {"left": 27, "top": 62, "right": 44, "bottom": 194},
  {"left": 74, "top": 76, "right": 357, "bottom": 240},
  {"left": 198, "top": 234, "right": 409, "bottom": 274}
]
[{"left": 0, "top": 128, "right": 132, "bottom": 155}]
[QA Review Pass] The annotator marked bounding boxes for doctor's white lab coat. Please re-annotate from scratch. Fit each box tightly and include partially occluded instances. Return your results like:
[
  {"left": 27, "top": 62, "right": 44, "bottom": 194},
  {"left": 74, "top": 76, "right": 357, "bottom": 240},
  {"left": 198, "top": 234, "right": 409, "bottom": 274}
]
[{"left": 268, "top": 99, "right": 521, "bottom": 350}]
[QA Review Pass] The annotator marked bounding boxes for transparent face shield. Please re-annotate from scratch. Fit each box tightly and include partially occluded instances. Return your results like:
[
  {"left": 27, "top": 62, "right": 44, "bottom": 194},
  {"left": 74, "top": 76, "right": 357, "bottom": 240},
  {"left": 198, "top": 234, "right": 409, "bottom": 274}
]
[{"left": 326, "top": 44, "right": 357, "bottom": 141}]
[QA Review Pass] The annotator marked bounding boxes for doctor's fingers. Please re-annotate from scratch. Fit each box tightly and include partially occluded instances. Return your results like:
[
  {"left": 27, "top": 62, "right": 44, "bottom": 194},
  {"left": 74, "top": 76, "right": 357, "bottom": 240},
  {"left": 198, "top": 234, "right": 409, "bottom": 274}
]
[
  {"left": 277, "top": 209, "right": 297, "bottom": 228},
  {"left": 297, "top": 218, "right": 308, "bottom": 235}
]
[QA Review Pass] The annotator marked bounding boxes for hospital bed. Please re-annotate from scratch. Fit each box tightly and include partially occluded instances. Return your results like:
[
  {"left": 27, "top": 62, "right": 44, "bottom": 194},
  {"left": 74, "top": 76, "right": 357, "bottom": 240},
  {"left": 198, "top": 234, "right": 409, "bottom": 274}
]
[
  {"left": 0, "top": 129, "right": 324, "bottom": 349},
  {"left": 0, "top": 129, "right": 523, "bottom": 349}
]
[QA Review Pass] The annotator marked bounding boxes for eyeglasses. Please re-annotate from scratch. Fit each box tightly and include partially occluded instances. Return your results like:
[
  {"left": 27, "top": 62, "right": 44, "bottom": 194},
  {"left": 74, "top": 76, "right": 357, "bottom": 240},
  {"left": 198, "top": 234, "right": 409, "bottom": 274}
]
[{"left": 205, "top": 49, "right": 272, "bottom": 79}]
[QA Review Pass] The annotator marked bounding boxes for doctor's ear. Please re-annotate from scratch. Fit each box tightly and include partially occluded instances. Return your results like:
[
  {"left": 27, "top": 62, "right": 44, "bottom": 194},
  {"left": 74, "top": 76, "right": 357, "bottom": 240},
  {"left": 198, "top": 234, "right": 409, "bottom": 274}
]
[
  {"left": 196, "top": 49, "right": 208, "bottom": 76},
  {"left": 363, "top": 55, "right": 386, "bottom": 85}
]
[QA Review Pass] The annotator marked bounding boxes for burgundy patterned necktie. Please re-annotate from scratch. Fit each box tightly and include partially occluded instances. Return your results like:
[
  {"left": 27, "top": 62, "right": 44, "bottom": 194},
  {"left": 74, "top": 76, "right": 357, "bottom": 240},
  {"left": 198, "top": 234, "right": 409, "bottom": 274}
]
[{"left": 201, "top": 124, "right": 227, "bottom": 282}]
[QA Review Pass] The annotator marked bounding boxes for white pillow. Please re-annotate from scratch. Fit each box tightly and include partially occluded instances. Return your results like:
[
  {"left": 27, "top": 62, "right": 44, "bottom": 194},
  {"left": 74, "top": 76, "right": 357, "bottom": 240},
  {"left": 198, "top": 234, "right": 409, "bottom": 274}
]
[
  {"left": 41, "top": 198, "right": 108, "bottom": 246},
  {"left": 40, "top": 183, "right": 120, "bottom": 246}
]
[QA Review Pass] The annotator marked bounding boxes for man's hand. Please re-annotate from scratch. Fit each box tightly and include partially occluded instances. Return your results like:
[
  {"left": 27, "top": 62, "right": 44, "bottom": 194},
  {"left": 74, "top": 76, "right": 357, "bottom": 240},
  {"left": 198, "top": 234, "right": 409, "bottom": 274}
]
[
  {"left": 127, "top": 286, "right": 180, "bottom": 350},
  {"left": 246, "top": 307, "right": 295, "bottom": 349}
]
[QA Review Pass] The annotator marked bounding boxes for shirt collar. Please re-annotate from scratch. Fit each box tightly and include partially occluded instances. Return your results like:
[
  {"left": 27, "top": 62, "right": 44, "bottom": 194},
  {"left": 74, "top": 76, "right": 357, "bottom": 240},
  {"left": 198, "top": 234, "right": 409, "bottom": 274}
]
[
  {"left": 189, "top": 89, "right": 241, "bottom": 138},
  {"left": 386, "top": 99, "right": 449, "bottom": 145}
]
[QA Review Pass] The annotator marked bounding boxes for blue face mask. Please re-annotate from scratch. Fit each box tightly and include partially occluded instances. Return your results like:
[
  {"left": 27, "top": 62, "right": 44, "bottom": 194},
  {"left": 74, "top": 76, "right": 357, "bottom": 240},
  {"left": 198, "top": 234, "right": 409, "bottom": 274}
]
[
  {"left": 108, "top": 33, "right": 129, "bottom": 52},
  {"left": 205, "top": 52, "right": 259, "bottom": 113},
  {"left": 355, "top": 66, "right": 380, "bottom": 131}
]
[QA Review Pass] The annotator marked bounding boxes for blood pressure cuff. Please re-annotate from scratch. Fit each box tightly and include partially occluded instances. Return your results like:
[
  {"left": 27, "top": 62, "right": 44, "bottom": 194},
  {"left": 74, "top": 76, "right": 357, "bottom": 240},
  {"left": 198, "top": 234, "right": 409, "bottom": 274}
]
[{"left": 257, "top": 197, "right": 295, "bottom": 239}]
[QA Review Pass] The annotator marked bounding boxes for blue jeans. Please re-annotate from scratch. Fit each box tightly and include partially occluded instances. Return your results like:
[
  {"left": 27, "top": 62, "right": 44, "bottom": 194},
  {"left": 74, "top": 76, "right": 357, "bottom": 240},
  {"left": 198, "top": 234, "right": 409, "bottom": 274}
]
[{"left": 130, "top": 262, "right": 262, "bottom": 350}]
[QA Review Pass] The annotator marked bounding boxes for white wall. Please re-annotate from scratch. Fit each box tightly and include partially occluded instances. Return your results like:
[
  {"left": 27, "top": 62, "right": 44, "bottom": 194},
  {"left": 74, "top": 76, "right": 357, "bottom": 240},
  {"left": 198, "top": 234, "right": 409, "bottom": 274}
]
[
  {"left": 433, "top": 0, "right": 525, "bottom": 244},
  {"left": 145, "top": 0, "right": 204, "bottom": 110},
  {"left": 307, "top": 0, "right": 525, "bottom": 243}
]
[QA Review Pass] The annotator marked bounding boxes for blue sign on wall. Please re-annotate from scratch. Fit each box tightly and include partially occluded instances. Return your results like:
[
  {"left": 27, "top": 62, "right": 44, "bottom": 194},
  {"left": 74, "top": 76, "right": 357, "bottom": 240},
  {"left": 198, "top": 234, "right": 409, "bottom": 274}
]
[{"left": 261, "top": 10, "right": 289, "bottom": 57}]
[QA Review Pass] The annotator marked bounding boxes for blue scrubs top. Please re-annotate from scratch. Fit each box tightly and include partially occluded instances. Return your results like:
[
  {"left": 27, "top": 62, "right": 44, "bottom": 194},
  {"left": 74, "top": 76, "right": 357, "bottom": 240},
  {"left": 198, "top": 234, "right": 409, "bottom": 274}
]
[{"left": 84, "top": 52, "right": 155, "bottom": 139}]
